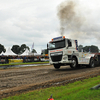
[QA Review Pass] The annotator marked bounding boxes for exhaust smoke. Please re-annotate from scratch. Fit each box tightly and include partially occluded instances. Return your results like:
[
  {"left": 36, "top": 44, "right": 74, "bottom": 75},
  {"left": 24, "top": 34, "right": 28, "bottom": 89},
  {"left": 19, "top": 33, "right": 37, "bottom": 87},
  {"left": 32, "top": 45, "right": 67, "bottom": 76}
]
[
  {"left": 57, "top": 0, "right": 100, "bottom": 48},
  {"left": 57, "top": 0, "right": 84, "bottom": 37}
]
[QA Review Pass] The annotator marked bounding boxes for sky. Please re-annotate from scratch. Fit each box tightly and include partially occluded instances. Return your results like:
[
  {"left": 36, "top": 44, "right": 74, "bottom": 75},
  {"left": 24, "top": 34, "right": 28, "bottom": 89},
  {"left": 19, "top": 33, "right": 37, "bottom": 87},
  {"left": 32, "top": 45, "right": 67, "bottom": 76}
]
[{"left": 0, "top": 0, "right": 100, "bottom": 53}]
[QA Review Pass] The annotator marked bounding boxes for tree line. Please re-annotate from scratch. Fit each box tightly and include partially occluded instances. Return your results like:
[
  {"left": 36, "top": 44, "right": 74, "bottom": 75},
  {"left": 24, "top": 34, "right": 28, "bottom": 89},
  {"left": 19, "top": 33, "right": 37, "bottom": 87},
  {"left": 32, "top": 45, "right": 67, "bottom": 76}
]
[
  {"left": 0, "top": 44, "right": 37, "bottom": 55},
  {"left": 78, "top": 45, "right": 99, "bottom": 53}
]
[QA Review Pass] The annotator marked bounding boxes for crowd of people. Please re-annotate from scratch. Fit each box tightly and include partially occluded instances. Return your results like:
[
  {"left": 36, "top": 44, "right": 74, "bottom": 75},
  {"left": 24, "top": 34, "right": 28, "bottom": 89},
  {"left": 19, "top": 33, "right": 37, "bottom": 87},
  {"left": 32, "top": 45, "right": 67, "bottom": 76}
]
[{"left": 0, "top": 55, "right": 49, "bottom": 64}]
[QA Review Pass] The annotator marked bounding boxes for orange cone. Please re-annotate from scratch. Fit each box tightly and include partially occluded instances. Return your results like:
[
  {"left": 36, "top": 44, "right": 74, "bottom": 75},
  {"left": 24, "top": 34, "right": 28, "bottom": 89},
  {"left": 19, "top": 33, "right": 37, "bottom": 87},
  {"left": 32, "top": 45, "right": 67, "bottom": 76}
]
[{"left": 48, "top": 95, "right": 54, "bottom": 100}]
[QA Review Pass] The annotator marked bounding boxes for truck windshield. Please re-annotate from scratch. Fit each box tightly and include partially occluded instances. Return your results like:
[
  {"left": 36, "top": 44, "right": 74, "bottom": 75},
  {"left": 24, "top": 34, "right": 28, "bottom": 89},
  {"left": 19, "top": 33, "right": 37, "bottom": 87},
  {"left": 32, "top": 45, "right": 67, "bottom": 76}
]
[{"left": 49, "top": 39, "right": 65, "bottom": 50}]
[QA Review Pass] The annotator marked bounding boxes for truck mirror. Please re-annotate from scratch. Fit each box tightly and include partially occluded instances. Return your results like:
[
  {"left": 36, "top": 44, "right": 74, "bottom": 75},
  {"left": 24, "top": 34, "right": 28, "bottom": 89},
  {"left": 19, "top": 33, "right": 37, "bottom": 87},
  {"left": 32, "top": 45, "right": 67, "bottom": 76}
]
[{"left": 47, "top": 44, "right": 49, "bottom": 50}]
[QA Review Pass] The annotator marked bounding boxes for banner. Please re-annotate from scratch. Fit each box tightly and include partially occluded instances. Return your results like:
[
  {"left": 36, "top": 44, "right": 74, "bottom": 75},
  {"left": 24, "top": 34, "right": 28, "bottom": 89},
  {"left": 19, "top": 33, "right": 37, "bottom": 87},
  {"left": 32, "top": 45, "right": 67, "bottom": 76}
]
[{"left": 9, "top": 59, "right": 23, "bottom": 64}]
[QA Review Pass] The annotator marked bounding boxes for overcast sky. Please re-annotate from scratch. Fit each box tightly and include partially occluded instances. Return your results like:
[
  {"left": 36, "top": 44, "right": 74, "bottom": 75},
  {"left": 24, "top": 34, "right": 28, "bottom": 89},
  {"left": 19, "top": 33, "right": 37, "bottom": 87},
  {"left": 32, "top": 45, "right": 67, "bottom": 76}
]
[{"left": 0, "top": 0, "right": 100, "bottom": 53}]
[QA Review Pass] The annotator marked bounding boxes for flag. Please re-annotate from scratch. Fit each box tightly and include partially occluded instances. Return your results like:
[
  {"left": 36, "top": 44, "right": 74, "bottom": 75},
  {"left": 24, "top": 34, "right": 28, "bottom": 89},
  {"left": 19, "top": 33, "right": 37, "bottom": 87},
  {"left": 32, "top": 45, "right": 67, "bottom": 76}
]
[{"left": 31, "top": 42, "right": 34, "bottom": 51}]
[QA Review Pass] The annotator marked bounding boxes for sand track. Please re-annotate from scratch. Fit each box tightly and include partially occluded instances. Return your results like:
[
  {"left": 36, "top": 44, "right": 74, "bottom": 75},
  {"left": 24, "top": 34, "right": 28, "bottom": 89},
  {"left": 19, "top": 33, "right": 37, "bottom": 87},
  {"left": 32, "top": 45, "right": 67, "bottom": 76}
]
[{"left": 0, "top": 65, "right": 100, "bottom": 99}]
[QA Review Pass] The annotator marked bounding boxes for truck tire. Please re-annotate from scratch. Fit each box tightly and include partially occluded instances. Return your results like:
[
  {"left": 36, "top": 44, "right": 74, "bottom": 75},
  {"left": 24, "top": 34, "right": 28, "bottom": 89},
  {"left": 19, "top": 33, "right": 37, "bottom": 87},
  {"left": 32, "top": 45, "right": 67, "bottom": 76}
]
[
  {"left": 89, "top": 58, "right": 95, "bottom": 68},
  {"left": 54, "top": 64, "right": 60, "bottom": 69},
  {"left": 70, "top": 57, "right": 78, "bottom": 69}
]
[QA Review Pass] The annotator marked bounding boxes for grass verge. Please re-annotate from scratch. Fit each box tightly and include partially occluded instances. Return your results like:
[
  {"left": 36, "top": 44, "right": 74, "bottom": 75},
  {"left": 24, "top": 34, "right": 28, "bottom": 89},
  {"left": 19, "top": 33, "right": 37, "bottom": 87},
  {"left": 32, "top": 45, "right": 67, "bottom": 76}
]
[
  {"left": 0, "top": 61, "right": 49, "bottom": 66},
  {"left": 2, "top": 75, "right": 100, "bottom": 100}
]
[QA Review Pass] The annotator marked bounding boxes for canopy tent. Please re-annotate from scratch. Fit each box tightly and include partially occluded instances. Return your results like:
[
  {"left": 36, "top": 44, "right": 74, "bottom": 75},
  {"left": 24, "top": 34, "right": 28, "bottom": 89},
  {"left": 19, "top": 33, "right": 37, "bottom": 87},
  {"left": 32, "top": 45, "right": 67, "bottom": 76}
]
[
  {"left": 28, "top": 52, "right": 34, "bottom": 55},
  {"left": 0, "top": 48, "right": 35, "bottom": 56},
  {"left": 19, "top": 48, "right": 30, "bottom": 56},
  {"left": 2, "top": 47, "right": 16, "bottom": 56},
  {"left": 34, "top": 53, "right": 41, "bottom": 56},
  {"left": 0, "top": 51, "right": 5, "bottom": 56}
]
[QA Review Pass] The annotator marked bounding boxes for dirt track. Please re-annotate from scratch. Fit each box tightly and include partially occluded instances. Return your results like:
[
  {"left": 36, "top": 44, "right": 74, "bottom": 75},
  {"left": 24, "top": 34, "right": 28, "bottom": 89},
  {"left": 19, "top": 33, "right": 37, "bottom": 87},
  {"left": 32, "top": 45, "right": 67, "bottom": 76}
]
[{"left": 0, "top": 65, "right": 100, "bottom": 99}]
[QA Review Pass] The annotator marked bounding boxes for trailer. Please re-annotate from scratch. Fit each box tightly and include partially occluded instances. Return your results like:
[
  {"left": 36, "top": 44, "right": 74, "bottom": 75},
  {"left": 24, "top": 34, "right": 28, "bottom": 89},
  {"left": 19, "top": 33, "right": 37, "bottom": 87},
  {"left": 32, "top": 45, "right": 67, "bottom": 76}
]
[{"left": 47, "top": 36, "right": 100, "bottom": 69}]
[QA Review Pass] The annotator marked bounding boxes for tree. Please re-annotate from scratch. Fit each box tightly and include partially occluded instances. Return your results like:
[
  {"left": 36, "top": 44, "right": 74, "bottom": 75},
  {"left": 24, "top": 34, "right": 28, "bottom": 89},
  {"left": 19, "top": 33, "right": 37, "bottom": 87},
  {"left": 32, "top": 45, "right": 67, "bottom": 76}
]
[
  {"left": 83, "top": 45, "right": 99, "bottom": 53},
  {"left": 11, "top": 44, "right": 30, "bottom": 54},
  {"left": 90, "top": 45, "right": 99, "bottom": 53},
  {"left": 41, "top": 49, "right": 48, "bottom": 55},
  {"left": 0, "top": 44, "right": 6, "bottom": 54},
  {"left": 11, "top": 45, "right": 20, "bottom": 54},
  {"left": 83, "top": 46, "right": 90, "bottom": 52},
  {"left": 20, "top": 44, "right": 26, "bottom": 54},
  {"left": 78, "top": 45, "right": 83, "bottom": 52},
  {"left": 31, "top": 49, "right": 37, "bottom": 53}
]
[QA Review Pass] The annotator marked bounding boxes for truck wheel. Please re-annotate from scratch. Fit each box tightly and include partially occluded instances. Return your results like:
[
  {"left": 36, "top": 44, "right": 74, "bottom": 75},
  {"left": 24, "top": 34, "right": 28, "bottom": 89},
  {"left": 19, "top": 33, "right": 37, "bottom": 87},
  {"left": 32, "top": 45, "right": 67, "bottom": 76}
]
[
  {"left": 89, "top": 58, "right": 95, "bottom": 68},
  {"left": 54, "top": 64, "right": 60, "bottom": 69},
  {"left": 70, "top": 58, "right": 78, "bottom": 69}
]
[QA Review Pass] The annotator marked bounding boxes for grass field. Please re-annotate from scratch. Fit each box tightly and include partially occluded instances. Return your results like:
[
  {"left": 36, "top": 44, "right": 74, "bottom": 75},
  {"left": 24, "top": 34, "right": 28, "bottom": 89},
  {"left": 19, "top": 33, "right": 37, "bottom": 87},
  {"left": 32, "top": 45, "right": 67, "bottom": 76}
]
[{"left": 2, "top": 75, "right": 100, "bottom": 100}]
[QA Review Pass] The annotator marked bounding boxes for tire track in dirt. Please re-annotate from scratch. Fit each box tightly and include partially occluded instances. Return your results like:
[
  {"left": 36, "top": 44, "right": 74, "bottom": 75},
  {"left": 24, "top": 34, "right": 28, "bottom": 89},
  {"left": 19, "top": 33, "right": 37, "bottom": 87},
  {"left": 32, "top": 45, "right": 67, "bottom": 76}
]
[{"left": 0, "top": 65, "right": 100, "bottom": 99}]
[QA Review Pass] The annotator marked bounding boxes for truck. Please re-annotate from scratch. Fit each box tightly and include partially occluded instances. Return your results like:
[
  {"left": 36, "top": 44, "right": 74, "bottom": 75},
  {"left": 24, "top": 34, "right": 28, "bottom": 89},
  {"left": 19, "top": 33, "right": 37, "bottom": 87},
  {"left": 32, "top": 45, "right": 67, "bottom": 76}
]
[{"left": 47, "top": 36, "right": 100, "bottom": 69}]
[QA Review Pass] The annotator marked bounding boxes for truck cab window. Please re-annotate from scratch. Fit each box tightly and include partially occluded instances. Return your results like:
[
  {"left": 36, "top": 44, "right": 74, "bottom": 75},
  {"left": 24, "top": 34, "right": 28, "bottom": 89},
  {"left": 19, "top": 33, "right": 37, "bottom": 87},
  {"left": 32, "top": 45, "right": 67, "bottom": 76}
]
[
  {"left": 49, "top": 39, "right": 65, "bottom": 50},
  {"left": 68, "top": 39, "right": 72, "bottom": 47}
]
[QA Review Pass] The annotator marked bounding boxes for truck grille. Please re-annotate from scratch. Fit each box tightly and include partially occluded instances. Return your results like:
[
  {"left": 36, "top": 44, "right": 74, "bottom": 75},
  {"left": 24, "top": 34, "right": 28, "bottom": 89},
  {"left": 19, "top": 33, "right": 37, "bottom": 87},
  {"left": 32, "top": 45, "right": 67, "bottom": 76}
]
[
  {"left": 51, "top": 55, "right": 62, "bottom": 62},
  {"left": 50, "top": 52, "right": 63, "bottom": 62}
]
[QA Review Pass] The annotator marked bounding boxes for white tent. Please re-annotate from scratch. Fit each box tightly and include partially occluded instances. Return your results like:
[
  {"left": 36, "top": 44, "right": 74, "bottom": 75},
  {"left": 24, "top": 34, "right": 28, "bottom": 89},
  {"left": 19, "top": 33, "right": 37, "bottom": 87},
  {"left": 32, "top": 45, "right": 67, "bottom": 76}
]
[
  {"left": 28, "top": 52, "right": 34, "bottom": 55},
  {"left": 34, "top": 53, "right": 41, "bottom": 56},
  {"left": 20, "top": 48, "right": 30, "bottom": 56},
  {"left": 3, "top": 47, "right": 16, "bottom": 56},
  {"left": 0, "top": 51, "right": 5, "bottom": 56}
]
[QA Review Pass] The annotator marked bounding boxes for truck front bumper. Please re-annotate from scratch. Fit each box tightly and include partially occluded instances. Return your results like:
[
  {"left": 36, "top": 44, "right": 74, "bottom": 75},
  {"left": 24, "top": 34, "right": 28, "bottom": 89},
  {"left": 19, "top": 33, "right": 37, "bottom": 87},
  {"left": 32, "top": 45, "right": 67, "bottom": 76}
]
[{"left": 49, "top": 60, "right": 72, "bottom": 65}]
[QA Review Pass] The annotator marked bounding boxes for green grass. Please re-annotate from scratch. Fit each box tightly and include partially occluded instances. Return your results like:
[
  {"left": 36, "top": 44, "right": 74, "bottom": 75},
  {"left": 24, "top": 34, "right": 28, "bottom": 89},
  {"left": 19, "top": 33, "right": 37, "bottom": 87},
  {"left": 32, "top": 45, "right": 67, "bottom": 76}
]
[
  {"left": 2, "top": 76, "right": 100, "bottom": 100},
  {"left": 0, "top": 61, "right": 49, "bottom": 66}
]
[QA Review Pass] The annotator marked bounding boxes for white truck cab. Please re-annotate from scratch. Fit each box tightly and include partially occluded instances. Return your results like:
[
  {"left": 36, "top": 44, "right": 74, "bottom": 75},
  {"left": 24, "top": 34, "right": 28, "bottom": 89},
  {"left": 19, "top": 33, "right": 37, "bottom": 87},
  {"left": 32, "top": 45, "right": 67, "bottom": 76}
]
[{"left": 47, "top": 36, "right": 97, "bottom": 69}]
